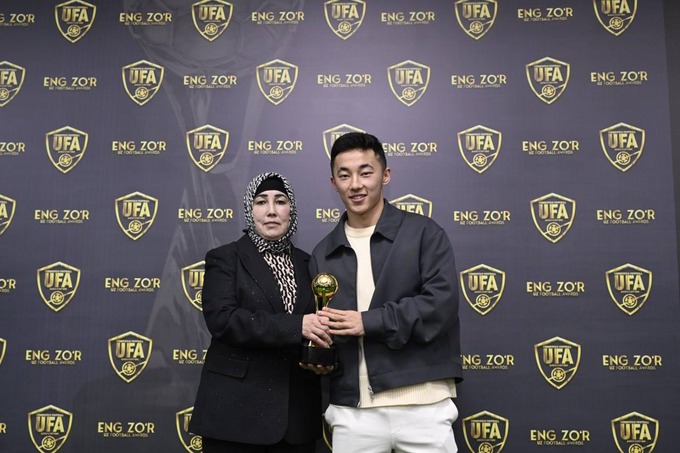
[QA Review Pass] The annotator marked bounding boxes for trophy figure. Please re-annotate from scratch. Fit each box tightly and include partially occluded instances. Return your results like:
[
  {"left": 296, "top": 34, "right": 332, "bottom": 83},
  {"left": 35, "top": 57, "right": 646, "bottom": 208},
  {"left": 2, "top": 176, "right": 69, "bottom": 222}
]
[{"left": 301, "top": 273, "right": 338, "bottom": 366}]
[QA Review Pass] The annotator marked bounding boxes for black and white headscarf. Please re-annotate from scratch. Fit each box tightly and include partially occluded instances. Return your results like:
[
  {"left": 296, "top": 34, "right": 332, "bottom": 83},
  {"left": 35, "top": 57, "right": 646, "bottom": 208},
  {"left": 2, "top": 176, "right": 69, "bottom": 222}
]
[{"left": 243, "top": 172, "right": 298, "bottom": 313}]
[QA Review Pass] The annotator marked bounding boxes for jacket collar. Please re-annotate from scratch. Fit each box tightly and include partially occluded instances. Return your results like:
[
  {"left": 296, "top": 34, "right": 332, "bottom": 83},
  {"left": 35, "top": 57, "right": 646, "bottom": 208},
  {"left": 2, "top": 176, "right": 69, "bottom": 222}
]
[{"left": 323, "top": 200, "right": 403, "bottom": 257}]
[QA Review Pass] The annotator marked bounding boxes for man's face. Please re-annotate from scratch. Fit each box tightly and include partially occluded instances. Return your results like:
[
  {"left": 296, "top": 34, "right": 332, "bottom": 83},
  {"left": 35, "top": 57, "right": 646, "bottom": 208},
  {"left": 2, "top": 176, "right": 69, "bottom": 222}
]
[{"left": 331, "top": 149, "right": 390, "bottom": 228}]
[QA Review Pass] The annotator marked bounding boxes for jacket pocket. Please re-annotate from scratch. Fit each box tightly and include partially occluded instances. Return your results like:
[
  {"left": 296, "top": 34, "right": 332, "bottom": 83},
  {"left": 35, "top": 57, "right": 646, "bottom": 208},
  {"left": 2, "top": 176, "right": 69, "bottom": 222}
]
[{"left": 205, "top": 353, "right": 249, "bottom": 378}]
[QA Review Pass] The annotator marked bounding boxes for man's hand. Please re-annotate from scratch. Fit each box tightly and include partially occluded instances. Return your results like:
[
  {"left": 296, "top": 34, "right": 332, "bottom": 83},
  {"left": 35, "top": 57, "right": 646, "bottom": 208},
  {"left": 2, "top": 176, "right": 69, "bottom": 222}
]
[
  {"left": 302, "top": 313, "right": 332, "bottom": 347},
  {"left": 320, "top": 307, "right": 364, "bottom": 336}
]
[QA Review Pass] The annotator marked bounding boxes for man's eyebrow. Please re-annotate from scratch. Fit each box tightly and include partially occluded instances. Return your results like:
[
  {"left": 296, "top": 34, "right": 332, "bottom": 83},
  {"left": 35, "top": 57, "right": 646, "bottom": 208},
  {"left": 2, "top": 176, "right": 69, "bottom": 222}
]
[{"left": 336, "top": 163, "right": 375, "bottom": 172}]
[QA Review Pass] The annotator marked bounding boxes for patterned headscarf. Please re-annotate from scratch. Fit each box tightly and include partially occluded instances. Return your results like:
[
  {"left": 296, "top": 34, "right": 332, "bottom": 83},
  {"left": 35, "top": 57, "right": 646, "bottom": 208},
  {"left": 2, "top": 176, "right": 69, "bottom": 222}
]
[
  {"left": 243, "top": 172, "right": 298, "bottom": 254},
  {"left": 243, "top": 172, "right": 299, "bottom": 313}
]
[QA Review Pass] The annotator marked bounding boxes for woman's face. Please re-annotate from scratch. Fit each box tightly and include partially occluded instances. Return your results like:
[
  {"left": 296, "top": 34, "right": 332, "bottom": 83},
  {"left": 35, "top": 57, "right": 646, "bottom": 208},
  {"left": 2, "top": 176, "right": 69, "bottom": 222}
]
[{"left": 252, "top": 190, "right": 291, "bottom": 240}]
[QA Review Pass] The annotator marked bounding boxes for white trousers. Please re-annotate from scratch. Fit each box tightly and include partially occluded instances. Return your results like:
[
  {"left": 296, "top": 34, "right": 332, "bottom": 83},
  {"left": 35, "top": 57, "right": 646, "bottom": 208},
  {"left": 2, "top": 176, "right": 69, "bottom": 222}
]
[{"left": 325, "top": 399, "right": 458, "bottom": 453}]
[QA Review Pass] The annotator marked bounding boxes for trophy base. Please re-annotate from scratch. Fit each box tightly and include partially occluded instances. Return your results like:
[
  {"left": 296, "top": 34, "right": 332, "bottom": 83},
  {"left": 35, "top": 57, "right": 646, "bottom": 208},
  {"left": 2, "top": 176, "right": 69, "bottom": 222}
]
[{"left": 301, "top": 345, "right": 337, "bottom": 366}]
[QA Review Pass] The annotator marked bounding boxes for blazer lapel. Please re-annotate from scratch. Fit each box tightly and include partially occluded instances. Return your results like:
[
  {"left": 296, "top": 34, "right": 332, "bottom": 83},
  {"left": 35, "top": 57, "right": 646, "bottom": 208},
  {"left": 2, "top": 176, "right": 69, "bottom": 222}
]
[
  {"left": 236, "top": 236, "right": 285, "bottom": 313},
  {"left": 292, "top": 248, "right": 314, "bottom": 315}
]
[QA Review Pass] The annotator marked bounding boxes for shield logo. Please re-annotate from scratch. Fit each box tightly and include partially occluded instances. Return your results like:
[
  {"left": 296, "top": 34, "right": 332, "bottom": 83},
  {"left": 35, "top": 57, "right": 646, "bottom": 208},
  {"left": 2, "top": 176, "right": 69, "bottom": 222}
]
[
  {"left": 45, "top": 126, "right": 88, "bottom": 174},
  {"left": 181, "top": 261, "right": 205, "bottom": 311},
  {"left": 460, "top": 264, "right": 506, "bottom": 316},
  {"left": 455, "top": 0, "right": 497, "bottom": 40},
  {"left": 594, "top": 0, "right": 637, "bottom": 36},
  {"left": 176, "top": 407, "right": 203, "bottom": 452},
  {"left": 462, "top": 411, "right": 509, "bottom": 453},
  {"left": 0, "top": 338, "right": 6, "bottom": 365},
  {"left": 458, "top": 125, "right": 502, "bottom": 174},
  {"left": 256, "top": 59, "right": 298, "bottom": 105},
  {"left": 37, "top": 262, "right": 81, "bottom": 313},
  {"left": 55, "top": 0, "right": 96, "bottom": 43},
  {"left": 108, "top": 331, "right": 153, "bottom": 383},
  {"left": 611, "top": 412, "right": 658, "bottom": 453},
  {"left": 606, "top": 263, "right": 652, "bottom": 315},
  {"left": 0, "top": 61, "right": 26, "bottom": 107},
  {"left": 122, "top": 60, "right": 165, "bottom": 106},
  {"left": 186, "top": 125, "right": 229, "bottom": 172},
  {"left": 531, "top": 193, "right": 576, "bottom": 243},
  {"left": 390, "top": 194, "right": 433, "bottom": 218},
  {"left": 192, "top": 0, "right": 233, "bottom": 42},
  {"left": 526, "top": 57, "right": 570, "bottom": 104},
  {"left": 324, "top": 0, "right": 366, "bottom": 40},
  {"left": 600, "top": 122, "right": 645, "bottom": 172},
  {"left": 534, "top": 336, "right": 581, "bottom": 389},
  {"left": 0, "top": 194, "right": 16, "bottom": 236},
  {"left": 388, "top": 60, "right": 431, "bottom": 107},
  {"left": 28, "top": 405, "right": 73, "bottom": 453},
  {"left": 323, "top": 124, "right": 366, "bottom": 159},
  {"left": 115, "top": 191, "right": 159, "bottom": 240}
]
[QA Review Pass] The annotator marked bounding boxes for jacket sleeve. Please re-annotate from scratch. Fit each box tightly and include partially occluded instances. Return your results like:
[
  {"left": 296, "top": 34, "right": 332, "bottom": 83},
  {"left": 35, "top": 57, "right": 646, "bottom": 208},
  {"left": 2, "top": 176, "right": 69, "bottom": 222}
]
[
  {"left": 201, "top": 247, "right": 305, "bottom": 347},
  {"left": 361, "top": 227, "right": 459, "bottom": 349}
]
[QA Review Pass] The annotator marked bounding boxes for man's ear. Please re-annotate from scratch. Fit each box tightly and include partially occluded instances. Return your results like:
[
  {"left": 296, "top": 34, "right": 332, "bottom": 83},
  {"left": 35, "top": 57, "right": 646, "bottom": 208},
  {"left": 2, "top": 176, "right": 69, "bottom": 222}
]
[{"left": 382, "top": 167, "right": 391, "bottom": 185}]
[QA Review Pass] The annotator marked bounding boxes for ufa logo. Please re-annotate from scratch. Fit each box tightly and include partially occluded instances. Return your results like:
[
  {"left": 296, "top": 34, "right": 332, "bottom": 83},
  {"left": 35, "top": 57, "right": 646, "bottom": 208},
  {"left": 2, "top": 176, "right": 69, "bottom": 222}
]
[
  {"left": 388, "top": 60, "right": 431, "bottom": 107},
  {"left": 0, "top": 61, "right": 25, "bottom": 107},
  {"left": 323, "top": 124, "right": 365, "bottom": 159},
  {"left": 611, "top": 412, "right": 658, "bottom": 453},
  {"left": 108, "top": 331, "right": 153, "bottom": 383},
  {"left": 530, "top": 193, "right": 576, "bottom": 243},
  {"left": 462, "top": 411, "right": 509, "bottom": 453},
  {"left": 594, "top": 0, "right": 637, "bottom": 36},
  {"left": 45, "top": 126, "right": 88, "bottom": 174},
  {"left": 390, "top": 194, "right": 433, "bottom": 218},
  {"left": 176, "top": 407, "right": 203, "bottom": 452},
  {"left": 115, "top": 191, "right": 159, "bottom": 240},
  {"left": 457, "top": 125, "right": 502, "bottom": 174},
  {"left": 0, "top": 338, "right": 6, "bottom": 365},
  {"left": 606, "top": 263, "right": 652, "bottom": 315},
  {"left": 181, "top": 261, "right": 205, "bottom": 311},
  {"left": 28, "top": 405, "right": 73, "bottom": 453},
  {"left": 460, "top": 264, "right": 505, "bottom": 316},
  {"left": 122, "top": 60, "right": 165, "bottom": 106},
  {"left": 599, "top": 122, "right": 645, "bottom": 172},
  {"left": 0, "top": 194, "right": 16, "bottom": 236},
  {"left": 37, "top": 262, "right": 81, "bottom": 313},
  {"left": 186, "top": 125, "right": 229, "bottom": 172},
  {"left": 324, "top": 0, "right": 365, "bottom": 40},
  {"left": 534, "top": 336, "right": 581, "bottom": 389},
  {"left": 455, "top": 0, "right": 497, "bottom": 40},
  {"left": 55, "top": 0, "right": 96, "bottom": 43},
  {"left": 526, "top": 57, "right": 570, "bottom": 104},
  {"left": 192, "top": 0, "right": 233, "bottom": 41},
  {"left": 256, "top": 59, "right": 298, "bottom": 105}
]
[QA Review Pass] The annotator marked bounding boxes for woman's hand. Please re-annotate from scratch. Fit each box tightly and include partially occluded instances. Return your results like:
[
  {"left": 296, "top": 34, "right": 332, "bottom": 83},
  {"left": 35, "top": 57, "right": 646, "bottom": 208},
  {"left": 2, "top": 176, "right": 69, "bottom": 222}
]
[
  {"left": 299, "top": 362, "right": 335, "bottom": 375},
  {"left": 302, "top": 313, "right": 332, "bottom": 347}
]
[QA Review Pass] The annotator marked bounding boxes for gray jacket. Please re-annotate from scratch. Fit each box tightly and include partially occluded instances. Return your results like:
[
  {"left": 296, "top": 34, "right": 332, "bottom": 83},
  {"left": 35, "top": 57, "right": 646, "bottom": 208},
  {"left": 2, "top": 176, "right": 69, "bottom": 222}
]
[{"left": 310, "top": 201, "right": 463, "bottom": 407}]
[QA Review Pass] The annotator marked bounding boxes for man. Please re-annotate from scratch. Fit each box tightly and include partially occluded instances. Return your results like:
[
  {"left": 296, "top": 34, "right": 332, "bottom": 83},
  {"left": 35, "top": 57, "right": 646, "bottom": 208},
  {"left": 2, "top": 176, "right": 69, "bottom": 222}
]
[{"left": 309, "top": 132, "right": 463, "bottom": 453}]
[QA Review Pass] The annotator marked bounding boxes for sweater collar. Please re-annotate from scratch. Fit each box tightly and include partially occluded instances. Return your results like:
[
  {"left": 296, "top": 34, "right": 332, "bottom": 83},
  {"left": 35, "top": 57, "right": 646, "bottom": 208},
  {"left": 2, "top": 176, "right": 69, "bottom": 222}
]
[{"left": 323, "top": 200, "right": 402, "bottom": 257}]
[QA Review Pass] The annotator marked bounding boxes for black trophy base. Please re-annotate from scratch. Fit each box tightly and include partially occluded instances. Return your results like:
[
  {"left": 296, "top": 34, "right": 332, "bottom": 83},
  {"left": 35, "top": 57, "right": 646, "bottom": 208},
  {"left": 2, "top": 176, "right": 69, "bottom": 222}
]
[{"left": 301, "top": 345, "right": 337, "bottom": 366}]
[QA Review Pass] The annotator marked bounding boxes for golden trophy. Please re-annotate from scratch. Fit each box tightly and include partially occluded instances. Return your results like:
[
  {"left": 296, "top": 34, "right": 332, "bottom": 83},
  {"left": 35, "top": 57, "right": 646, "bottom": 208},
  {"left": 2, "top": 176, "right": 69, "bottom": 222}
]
[{"left": 301, "top": 273, "right": 338, "bottom": 366}]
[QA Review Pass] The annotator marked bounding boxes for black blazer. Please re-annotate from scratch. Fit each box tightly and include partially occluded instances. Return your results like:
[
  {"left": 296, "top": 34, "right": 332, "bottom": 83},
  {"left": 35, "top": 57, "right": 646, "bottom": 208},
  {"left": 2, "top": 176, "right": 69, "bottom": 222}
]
[{"left": 189, "top": 235, "right": 321, "bottom": 445}]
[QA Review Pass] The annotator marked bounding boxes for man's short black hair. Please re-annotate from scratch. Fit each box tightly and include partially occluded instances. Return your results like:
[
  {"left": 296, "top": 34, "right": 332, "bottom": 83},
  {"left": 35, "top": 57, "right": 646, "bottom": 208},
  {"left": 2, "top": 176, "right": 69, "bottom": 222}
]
[{"left": 330, "top": 132, "right": 387, "bottom": 173}]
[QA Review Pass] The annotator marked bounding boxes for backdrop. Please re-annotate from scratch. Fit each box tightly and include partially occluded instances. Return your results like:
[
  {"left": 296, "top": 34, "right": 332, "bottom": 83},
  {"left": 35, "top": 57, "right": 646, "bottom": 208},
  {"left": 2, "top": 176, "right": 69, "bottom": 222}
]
[{"left": 1, "top": 1, "right": 679, "bottom": 452}]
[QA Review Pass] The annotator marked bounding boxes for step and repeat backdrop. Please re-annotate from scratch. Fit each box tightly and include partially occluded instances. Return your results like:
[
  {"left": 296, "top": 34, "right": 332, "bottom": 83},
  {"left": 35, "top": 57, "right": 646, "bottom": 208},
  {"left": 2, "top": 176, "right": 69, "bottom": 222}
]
[{"left": 1, "top": 1, "right": 680, "bottom": 452}]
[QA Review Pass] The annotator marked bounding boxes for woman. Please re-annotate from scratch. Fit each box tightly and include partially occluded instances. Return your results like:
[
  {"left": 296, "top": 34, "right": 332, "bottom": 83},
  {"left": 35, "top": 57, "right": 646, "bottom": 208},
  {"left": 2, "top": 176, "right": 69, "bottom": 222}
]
[{"left": 190, "top": 172, "right": 332, "bottom": 453}]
